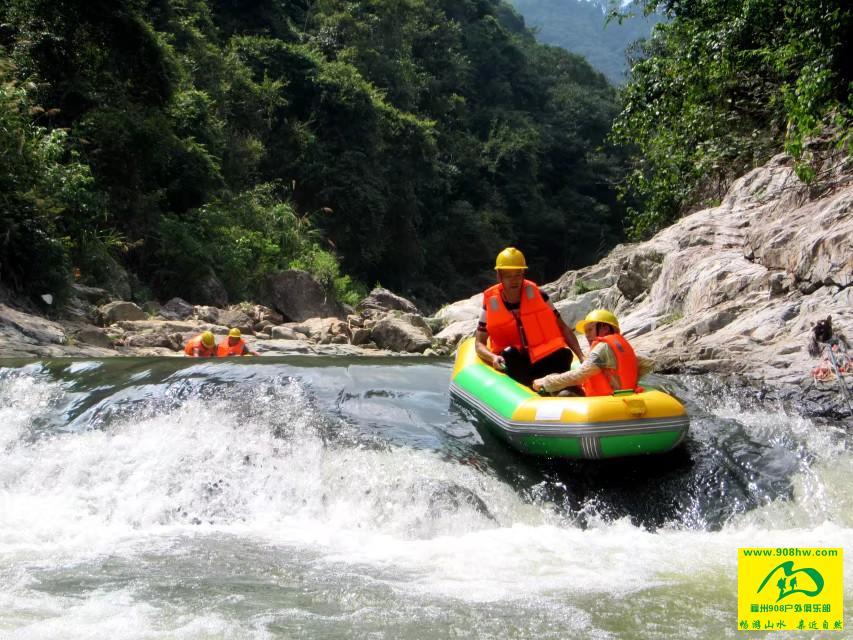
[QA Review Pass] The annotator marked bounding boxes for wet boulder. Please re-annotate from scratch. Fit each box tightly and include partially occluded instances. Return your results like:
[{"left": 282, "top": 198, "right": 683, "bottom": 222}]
[
  {"left": 160, "top": 297, "right": 194, "bottom": 320},
  {"left": 270, "top": 325, "right": 305, "bottom": 341},
  {"left": 432, "top": 319, "right": 477, "bottom": 354},
  {"left": 246, "top": 304, "right": 284, "bottom": 329},
  {"left": 194, "top": 270, "right": 229, "bottom": 307},
  {"left": 217, "top": 307, "right": 255, "bottom": 334},
  {"left": 121, "top": 331, "right": 181, "bottom": 350},
  {"left": 430, "top": 293, "right": 481, "bottom": 333},
  {"left": 370, "top": 315, "right": 432, "bottom": 353},
  {"left": 192, "top": 305, "right": 221, "bottom": 324},
  {"left": 71, "top": 284, "right": 112, "bottom": 306},
  {"left": 259, "top": 270, "right": 346, "bottom": 322},
  {"left": 289, "top": 317, "right": 351, "bottom": 344},
  {"left": 357, "top": 287, "right": 419, "bottom": 314},
  {"left": 73, "top": 326, "right": 113, "bottom": 348},
  {"left": 0, "top": 303, "right": 67, "bottom": 344},
  {"left": 97, "top": 301, "right": 147, "bottom": 325}
]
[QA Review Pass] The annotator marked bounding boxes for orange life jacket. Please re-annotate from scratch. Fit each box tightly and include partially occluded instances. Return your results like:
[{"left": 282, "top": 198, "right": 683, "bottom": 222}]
[
  {"left": 581, "top": 334, "right": 639, "bottom": 396},
  {"left": 483, "top": 280, "right": 566, "bottom": 364},
  {"left": 184, "top": 334, "right": 216, "bottom": 357},
  {"left": 216, "top": 338, "right": 246, "bottom": 357}
]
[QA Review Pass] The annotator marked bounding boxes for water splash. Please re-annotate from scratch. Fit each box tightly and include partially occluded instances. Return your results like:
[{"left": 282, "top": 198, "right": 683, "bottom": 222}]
[{"left": 0, "top": 359, "right": 851, "bottom": 639}]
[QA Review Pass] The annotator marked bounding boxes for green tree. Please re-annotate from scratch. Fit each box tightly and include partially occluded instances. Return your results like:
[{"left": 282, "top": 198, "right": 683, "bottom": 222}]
[{"left": 612, "top": 0, "right": 852, "bottom": 238}]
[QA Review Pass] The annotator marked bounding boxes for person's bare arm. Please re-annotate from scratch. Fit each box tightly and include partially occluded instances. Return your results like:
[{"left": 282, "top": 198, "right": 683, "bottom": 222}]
[{"left": 475, "top": 329, "right": 505, "bottom": 370}]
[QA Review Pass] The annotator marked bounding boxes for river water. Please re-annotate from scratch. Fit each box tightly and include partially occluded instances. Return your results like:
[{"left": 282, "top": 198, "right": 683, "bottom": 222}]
[{"left": 0, "top": 357, "right": 850, "bottom": 638}]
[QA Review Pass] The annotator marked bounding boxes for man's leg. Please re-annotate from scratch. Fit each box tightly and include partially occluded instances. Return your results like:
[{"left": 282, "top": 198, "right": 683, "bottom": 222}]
[
  {"left": 530, "top": 348, "right": 573, "bottom": 379},
  {"left": 501, "top": 346, "right": 533, "bottom": 386}
]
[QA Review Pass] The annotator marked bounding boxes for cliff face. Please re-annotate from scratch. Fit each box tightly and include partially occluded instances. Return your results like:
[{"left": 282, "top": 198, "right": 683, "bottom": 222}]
[
  {"left": 544, "top": 153, "right": 852, "bottom": 416},
  {"left": 435, "top": 151, "right": 852, "bottom": 417}
]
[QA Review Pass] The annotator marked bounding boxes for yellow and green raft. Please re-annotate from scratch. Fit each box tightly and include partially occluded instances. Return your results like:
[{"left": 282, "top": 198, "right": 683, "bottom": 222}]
[{"left": 450, "top": 337, "right": 689, "bottom": 459}]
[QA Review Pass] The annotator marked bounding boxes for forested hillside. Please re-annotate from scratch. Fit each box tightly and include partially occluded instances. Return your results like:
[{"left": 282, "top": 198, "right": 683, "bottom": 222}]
[
  {"left": 613, "top": 0, "right": 852, "bottom": 238},
  {"left": 509, "top": 0, "right": 660, "bottom": 84},
  {"left": 0, "top": 0, "right": 624, "bottom": 308}
]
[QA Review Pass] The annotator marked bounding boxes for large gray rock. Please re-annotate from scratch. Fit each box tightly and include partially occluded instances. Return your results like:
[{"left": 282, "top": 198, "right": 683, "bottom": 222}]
[
  {"left": 160, "top": 297, "right": 194, "bottom": 320},
  {"left": 217, "top": 308, "right": 255, "bottom": 334},
  {"left": 351, "top": 326, "right": 372, "bottom": 345},
  {"left": 270, "top": 325, "right": 306, "bottom": 341},
  {"left": 195, "top": 270, "right": 229, "bottom": 307},
  {"left": 259, "top": 270, "right": 346, "bottom": 322},
  {"left": 746, "top": 184, "right": 853, "bottom": 288},
  {"left": 0, "top": 303, "right": 66, "bottom": 344},
  {"left": 71, "top": 284, "right": 112, "bottom": 306},
  {"left": 192, "top": 305, "right": 221, "bottom": 324},
  {"left": 432, "top": 319, "right": 477, "bottom": 354},
  {"left": 97, "top": 301, "right": 147, "bottom": 325},
  {"left": 122, "top": 332, "right": 181, "bottom": 349},
  {"left": 246, "top": 304, "right": 284, "bottom": 327},
  {"left": 358, "top": 287, "right": 420, "bottom": 314},
  {"left": 554, "top": 287, "right": 622, "bottom": 331},
  {"left": 63, "top": 296, "right": 98, "bottom": 324},
  {"left": 430, "top": 293, "right": 482, "bottom": 332},
  {"left": 289, "top": 317, "right": 351, "bottom": 344},
  {"left": 370, "top": 316, "right": 432, "bottom": 353},
  {"left": 616, "top": 250, "right": 665, "bottom": 301},
  {"left": 73, "top": 327, "right": 114, "bottom": 348}
]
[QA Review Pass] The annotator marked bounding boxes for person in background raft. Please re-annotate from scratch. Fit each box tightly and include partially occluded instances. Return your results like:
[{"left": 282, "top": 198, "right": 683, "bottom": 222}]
[
  {"left": 184, "top": 330, "right": 216, "bottom": 357},
  {"left": 217, "top": 327, "right": 259, "bottom": 357},
  {"left": 532, "top": 309, "right": 654, "bottom": 396},
  {"left": 475, "top": 247, "right": 584, "bottom": 387}
]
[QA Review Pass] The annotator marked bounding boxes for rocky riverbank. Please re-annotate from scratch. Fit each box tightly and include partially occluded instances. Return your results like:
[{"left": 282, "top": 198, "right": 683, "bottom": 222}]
[
  {"left": 2, "top": 151, "right": 850, "bottom": 417},
  {"left": 0, "top": 282, "right": 438, "bottom": 360}
]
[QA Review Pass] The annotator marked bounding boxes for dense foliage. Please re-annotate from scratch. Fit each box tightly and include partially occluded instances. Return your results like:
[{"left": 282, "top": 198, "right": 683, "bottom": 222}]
[
  {"left": 0, "top": 0, "right": 624, "bottom": 308},
  {"left": 510, "top": 0, "right": 661, "bottom": 85},
  {"left": 612, "top": 0, "right": 853, "bottom": 238}
]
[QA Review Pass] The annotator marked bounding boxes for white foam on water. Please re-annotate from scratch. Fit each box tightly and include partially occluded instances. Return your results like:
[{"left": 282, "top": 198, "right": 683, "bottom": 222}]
[
  {"left": 0, "top": 367, "right": 65, "bottom": 449},
  {"left": 0, "top": 367, "right": 851, "bottom": 638},
  {"left": 0, "top": 586, "right": 249, "bottom": 640},
  {"left": 301, "top": 515, "right": 853, "bottom": 603}
]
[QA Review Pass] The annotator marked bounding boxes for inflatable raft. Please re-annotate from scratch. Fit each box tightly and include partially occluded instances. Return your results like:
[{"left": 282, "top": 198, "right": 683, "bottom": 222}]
[{"left": 450, "top": 337, "right": 689, "bottom": 459}]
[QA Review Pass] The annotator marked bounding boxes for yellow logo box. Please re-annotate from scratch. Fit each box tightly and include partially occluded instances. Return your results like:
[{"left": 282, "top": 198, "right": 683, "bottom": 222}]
[{"left": 738, "top": 548, "right": 844, "bottom": 632}]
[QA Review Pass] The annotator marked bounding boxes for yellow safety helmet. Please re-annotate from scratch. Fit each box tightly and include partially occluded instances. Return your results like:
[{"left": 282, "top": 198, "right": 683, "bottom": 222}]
[
  {"left": 201, "top": 331, "right": 215, "bottom": 347},
  {"left": 575, "top": 309, "right": 620, "bottom": 333},
  {"left": 228, "top": 327, "right": 242, "bottom": 338},
  {"left": 494, "top": 247, "right": 527, "bottom": 270}
]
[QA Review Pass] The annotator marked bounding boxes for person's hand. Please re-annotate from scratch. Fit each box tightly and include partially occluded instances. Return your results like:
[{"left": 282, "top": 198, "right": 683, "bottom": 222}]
[
  {"left": 493, "top": 355, "right": 506, "bottom": 371},
  {"left": 532, "top": 378, "right": 544, "bottom": 392}
]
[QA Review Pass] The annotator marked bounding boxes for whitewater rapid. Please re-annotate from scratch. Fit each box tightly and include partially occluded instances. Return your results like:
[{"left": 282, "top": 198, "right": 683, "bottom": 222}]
[{"left": 0, "top": 359, "right": 850, "bottom": 638}]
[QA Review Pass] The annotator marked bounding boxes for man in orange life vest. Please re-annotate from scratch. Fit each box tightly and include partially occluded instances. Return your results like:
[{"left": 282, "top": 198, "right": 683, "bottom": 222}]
[
  {"left": 184, "top": 330, "right": 217, "bottom": 357},
  {"left": 532, "top": 309, "right": 653, "bottom": 396},
  {"left": 217, "top": 327, "right": 259, "bottom": 357},
  {"left": 475, "top": 247, "right": 585, "bottom": 387}
]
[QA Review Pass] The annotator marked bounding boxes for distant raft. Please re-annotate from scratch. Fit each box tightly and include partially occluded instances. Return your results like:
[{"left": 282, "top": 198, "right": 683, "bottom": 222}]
[{"left": 450, "top": 337, "right": 689, "bottom": 459}]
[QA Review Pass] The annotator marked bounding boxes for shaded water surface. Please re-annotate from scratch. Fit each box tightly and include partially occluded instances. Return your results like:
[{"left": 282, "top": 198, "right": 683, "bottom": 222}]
[{"left": 1, "top": 357, "right": 850, "bottom": 638}]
